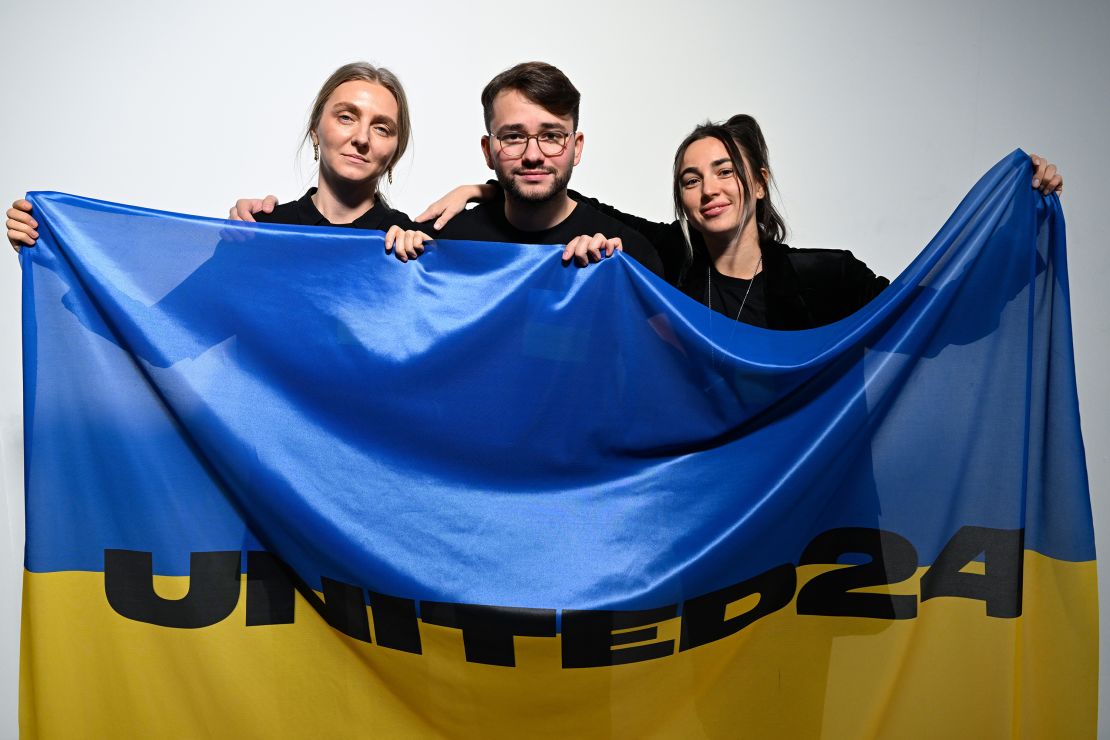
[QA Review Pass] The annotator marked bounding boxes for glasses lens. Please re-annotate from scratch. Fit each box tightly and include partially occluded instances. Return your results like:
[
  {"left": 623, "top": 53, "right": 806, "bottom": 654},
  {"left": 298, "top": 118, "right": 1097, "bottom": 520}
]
[
  {"left": 500, "top": 135, "right": 526, "bottom": 156},
  {"left": 539, "top": 134, "right": 567, "bottom": 156}
]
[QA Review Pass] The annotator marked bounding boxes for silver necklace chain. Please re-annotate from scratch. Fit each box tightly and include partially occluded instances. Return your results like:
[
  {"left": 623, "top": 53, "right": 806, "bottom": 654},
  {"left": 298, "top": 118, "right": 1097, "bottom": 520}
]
[{"left": 706, "top": 255, "right": 762, "bottom": 322}]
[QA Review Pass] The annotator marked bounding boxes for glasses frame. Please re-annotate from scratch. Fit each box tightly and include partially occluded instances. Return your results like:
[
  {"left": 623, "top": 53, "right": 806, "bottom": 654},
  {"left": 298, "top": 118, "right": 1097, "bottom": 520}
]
[{"left": 490, "top": 130, "right": 575, "bottom": 159}]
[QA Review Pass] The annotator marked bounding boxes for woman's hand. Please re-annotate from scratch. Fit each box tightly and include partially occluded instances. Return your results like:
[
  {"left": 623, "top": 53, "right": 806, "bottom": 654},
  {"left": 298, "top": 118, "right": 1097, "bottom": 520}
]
[
  {"left": 1030, "top": 154, "right": 1063, "bottom": 195},
  {"left": 384, "top": 226, "right": 432, "bottom": 263},
  {"left": 7, "top": 199, "right": 37, "bottom": 252},
  {"left": 415, "top": 183, "right": 496, "bottom": 230},
  {"left": 229, "top": 195, "right": 278, "bottom": 222},
  {"left": 562, "top": 233, "right": 623, "bottom": 267}
]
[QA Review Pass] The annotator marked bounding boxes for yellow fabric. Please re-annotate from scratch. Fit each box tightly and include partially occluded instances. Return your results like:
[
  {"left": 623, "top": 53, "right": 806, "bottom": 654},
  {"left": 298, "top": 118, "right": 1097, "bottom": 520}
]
[{"left": 20, "top": 552, "right": 1096, "bottom": 739}]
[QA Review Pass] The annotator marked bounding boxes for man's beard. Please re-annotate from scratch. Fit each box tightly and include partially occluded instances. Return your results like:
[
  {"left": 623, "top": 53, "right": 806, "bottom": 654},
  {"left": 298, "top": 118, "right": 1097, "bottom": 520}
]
[{"left": 497, "top": 165, "right": 573, "bottom": 204}]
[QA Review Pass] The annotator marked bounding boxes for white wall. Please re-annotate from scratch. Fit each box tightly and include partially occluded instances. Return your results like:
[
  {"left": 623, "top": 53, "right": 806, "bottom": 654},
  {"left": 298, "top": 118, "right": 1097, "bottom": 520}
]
[{"left": 1, "top": 0, "right": 1107, "bottom": 735}]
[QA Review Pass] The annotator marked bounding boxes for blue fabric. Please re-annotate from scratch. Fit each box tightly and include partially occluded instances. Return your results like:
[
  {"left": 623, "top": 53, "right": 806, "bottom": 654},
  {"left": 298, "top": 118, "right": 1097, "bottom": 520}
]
[{"left": 21, "top": 150, "right": 1091, "bottom": 612}]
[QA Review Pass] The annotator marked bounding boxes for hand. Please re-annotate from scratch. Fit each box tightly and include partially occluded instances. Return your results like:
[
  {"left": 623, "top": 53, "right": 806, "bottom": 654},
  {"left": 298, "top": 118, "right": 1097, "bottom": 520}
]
[
  {"left": 415, "top": 183, "right": 496, "bottom": 230},
  {"left": 229, "top": 195, "right": 277, "bottom": 222},
  {"left": 384, "top": 226, "right": 432, "bottom": 263},
  {"left": 1030, "top": 154, "right": 1063, "bottom": 195},
  {"left": 562, "top": 233, "right": 623, "bottom": 267},
  {"left": 7, "top": 199, "right": 37, "bottom": 252}
]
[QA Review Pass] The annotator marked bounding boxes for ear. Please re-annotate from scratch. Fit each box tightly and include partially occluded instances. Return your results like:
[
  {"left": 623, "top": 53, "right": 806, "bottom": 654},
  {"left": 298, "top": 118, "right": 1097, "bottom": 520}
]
[
  {"left": 310, "top": 130, "right": 319, "bottom": 146},
  {"left": 571, "top": 131, "right": 584, "bottom": 167},
  {"left": 481, "top": 135, "right": 494, "bottom": 170},
  {"left": 756, "top": 167, "right": 769, "bottom": 199}
]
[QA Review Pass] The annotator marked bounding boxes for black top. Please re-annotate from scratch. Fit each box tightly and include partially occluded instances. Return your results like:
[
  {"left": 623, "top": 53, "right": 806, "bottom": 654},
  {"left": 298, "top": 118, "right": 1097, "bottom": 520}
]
[
  {"left": 568, "top": 190, "right": 889, "bottom": 330},
  {"left": 423, "top": 198, "right": 665, "bottom": 278},
  {"left": 254, "top": 188, "right": 416, "bottom": 231},
  {"left": 696, "top": 266, "right": 768, "bottom": 328}
]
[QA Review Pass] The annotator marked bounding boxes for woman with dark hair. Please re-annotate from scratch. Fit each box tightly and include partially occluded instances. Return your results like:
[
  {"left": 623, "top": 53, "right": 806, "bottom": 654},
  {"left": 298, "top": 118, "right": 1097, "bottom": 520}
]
[
  {"left": 7, "top": 61, "right": 431, "bottom": 259},
  {"left": 662, "top": 114, "right": 886, "bottom": 329},
  {"left": 419, "top": 114, "right": 1062, "bottom": 329}
]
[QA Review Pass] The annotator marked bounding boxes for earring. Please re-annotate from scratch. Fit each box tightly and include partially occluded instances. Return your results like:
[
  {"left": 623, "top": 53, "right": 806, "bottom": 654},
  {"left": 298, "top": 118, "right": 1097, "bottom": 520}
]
[
  {"left": 313, "top": 141, "right": 319, "bottom": 161},
  {"left": 387, "top": 169, "right": 393, "bottom": 185}
]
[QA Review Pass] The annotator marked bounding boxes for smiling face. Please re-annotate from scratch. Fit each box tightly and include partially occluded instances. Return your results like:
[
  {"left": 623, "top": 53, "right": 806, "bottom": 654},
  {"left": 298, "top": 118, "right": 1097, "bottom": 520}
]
[
  {"left": 678, "top": 136, "right": 764, "bottom": 245},
  {"left": 481, "top": 89, "right": 583, "bottom": 204},
  {"left": 311, "top": 80, "right": 400, "bottom": 191}
]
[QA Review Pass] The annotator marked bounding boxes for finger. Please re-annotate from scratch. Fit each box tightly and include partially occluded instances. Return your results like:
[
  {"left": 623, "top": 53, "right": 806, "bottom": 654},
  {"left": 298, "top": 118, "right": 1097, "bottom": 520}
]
[
  {"left": 8, "top": 227, "right": 35, "bottom": 248},
  {"left": 576, "top": 235, "right": 599, "bottom": 267},
  {"left": 384, "top": 225, "right": 400, "bottom": 253},
  {"left": 415, "top": 199, "right": 444, "bottom": 224},
  {"left": 1030, "top": 154, "right": 1046, "bottom": 189},
  {"left": 402, "top": 232, "right": 418, "bottom": 260},
  {"left": 572, "top": 235, "right": 593, "bottom": 266},
  {"left": 434, "top": 201, "right": 466, "bottom": 231},
  {"left": 6, "top": 208, "right": 37, "bottom": 229},
  {"left": 587, "top": 233, "right": 605, "bottom": 264},
  {"left": 563, "top": 236, "right": 582, "bottom": 263},
  {"left": 604, "top": 237, "right": 622, "bottom": 257},
  {"left": 233, "top": 199, "right": 258, "bottom": 223},
  {"left": 6, "top": 218, "right": 38, "bottom": 240},
  {"left": 14, "top": 199, "right": 33, "bottom": 214},
  {"left": 394, "top": 232, "right": 410, "bottom": 262},
  {"left": 1040, "top": 164, "right": 1057, "bottom": 194},
  {"left": 263, "top": 195, "right": 277, "bottom": 214}
]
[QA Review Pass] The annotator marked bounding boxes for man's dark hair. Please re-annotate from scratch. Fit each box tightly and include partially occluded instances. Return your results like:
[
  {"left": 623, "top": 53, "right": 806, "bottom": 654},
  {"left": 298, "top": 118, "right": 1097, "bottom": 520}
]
[{"left": 481, "top": 62, "right": 580, "bottom": 131}]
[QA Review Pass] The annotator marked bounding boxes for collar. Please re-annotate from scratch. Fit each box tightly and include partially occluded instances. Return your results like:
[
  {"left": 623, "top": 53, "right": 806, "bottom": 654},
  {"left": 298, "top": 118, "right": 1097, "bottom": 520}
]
[{"left": 295, "top": 188, "right": 388, "bottom": 229}]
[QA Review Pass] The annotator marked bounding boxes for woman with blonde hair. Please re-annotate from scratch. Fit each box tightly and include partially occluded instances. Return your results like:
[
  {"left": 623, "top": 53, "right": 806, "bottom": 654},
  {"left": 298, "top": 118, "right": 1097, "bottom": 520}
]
[{"left": 8, "top": 61, "right": 431, "bottom": 259}]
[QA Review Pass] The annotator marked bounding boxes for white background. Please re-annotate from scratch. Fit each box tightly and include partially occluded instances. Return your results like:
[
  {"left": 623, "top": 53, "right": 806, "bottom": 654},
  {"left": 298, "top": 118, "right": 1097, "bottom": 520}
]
[{"left": 1, "top": 0, "right": 1107, "bottom": 735}]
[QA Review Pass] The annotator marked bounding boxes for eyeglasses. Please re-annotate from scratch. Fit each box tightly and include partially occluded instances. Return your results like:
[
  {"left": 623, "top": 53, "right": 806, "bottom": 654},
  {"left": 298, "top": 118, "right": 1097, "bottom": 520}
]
[{"left": 491, "top": 130, "right": 574, "bottom": 158}]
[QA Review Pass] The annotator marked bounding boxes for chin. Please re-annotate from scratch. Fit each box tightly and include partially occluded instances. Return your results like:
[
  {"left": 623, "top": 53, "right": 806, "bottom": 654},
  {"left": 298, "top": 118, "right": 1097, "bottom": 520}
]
[{"left": 699, "top": 221, "right": 740, "bottom": 237}]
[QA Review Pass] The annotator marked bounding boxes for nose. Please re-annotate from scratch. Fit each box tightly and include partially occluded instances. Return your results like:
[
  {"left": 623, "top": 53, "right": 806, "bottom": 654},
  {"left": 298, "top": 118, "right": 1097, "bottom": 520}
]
[
  {"left": 351, "top": 124, "right": 370, "bottom": 151},
  {"left": 521, "top": 136, "right": 545, "bottom": 164}
]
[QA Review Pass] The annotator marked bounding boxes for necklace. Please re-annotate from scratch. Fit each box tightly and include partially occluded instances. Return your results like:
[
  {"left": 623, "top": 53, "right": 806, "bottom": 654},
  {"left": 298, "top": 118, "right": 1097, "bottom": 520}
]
[{"left": 706, "top": 255, "right": 762, "bottom": 322}]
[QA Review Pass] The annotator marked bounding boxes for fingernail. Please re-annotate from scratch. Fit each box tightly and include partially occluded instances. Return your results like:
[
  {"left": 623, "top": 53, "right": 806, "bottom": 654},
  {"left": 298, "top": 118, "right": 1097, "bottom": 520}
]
[{"left": 1032, "top": 179, "right": 1040, "bottom": 188}]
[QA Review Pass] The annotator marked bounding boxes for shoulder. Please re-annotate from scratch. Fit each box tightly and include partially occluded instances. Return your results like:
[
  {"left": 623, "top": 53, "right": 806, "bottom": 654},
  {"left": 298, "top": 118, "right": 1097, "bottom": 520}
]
[
  {"left": 376, "top": 204, "right": 417, "bottom": 231},
  {"left": 569, "top": 203, "right": 663, "bottom": 277},
  {"left": 766, "top": 242, "right": 885, "bottom": 288},
  {"left": 568, "top": 202, "right": 651, "bottom": 247},
  {"left": 427, "top": 203, "right": 498, "bottom": 240},
  {"left": 252, "top": 199, "right": 302, "bottom": 225}
]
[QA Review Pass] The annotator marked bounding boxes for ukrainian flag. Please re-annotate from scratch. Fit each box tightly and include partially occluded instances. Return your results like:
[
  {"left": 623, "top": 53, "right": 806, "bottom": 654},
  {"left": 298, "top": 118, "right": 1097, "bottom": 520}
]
[{"left": 19, "top": 151, "right": 1095, "bottom": 738}]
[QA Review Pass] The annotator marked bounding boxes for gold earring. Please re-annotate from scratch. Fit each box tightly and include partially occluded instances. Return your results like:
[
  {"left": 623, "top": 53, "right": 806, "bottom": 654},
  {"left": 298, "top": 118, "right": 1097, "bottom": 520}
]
[{"left": 313, "top": 141, "right": 319, "bottom": 161}]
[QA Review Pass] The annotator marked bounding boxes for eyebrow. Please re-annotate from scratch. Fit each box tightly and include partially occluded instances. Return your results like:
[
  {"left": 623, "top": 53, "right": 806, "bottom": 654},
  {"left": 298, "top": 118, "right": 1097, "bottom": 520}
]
[
  {"left": 496, "top": 122, "right": 570, "bottom": 133},
  {"left": 369, "top": 113, "right": 398, "bottom": 129},
  {"left": 680, "top": 158, "right": 734, "bottom": 178}
]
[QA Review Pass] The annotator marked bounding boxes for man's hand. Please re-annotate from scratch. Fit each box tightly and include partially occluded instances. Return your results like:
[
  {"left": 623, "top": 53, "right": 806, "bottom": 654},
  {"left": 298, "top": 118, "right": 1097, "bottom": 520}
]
[
  {"left": 229, "top": 195, "right": 278, "bottom": 222},
  {"left": 562, "top": 233, "right": 623, "bottom": 267},
  {"left": 1030, "top": 154, "right": 1063, "bottom": 195},
  {"left": 415, "top": 183, "right": 495, "bottom": 231},
  {"left": 384, "top": 226, "right": 432, "bottom": 262},
  {"left": 6, "top": 199, "right": 37, "bottom": 252}
]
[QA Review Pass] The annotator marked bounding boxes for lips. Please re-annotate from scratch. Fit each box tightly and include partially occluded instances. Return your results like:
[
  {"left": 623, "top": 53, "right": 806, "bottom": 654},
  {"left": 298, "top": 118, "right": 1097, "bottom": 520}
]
[
  {"left": 513, "top": 167, "right": 555, "bottom": 182},
  {"left": 700, "top": 202, "right": 731, "bottom": 218},
  {"left": 342, "top": 154, "right": 369, "bottom": 164}
]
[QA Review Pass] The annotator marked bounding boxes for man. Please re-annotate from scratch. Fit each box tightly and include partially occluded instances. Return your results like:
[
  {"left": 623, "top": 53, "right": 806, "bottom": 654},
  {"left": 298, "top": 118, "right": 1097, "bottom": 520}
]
[{"left": 415, "top": 61, "right": 662, "bottom": 276}]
